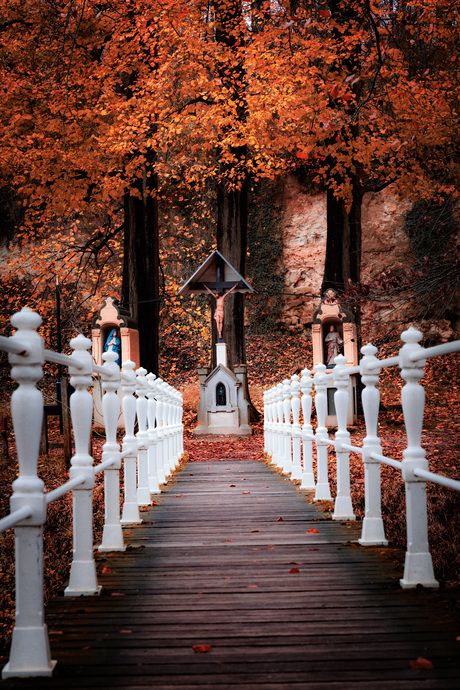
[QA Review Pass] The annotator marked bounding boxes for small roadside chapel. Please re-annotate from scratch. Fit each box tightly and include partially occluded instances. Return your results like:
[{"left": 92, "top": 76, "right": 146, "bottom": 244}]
[
  {"left": 91, "top": 296, "right": 140, "bottom": 427},
  {"left": 179, "top": 250, "right": 254, "bottom": 436},
  {"left": 312, "top": 288, "right": 358, "bottom": 426}
]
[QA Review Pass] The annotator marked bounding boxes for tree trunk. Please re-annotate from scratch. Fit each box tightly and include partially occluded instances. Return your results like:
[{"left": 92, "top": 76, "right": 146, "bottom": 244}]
[
  {"left": 122, "top": 169, "right": 160, "bottom": 375},
  {"left": 322, "top": 181, "right": 362, "bottom": 294},
  {"left": 213, "top": 0, "right": 260, "bottom": 423}
]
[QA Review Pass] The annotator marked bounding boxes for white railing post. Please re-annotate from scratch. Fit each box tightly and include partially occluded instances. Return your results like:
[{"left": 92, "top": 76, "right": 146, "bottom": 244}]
[
  {"left": 399, "top": 328, "right": 438, "bottom": 588},
  {"left": 147, "top": 373, "right": 166, "bottom": 486},
  {"left": 121, "top": 361, "right": 141, "bottom": 525},
  {"left": 163, "top": 382, "right": 174, "bottom": 477},
  {"left": 300, "top": 368, "right": 315, "bottom": 490},
  {"left": 161, "top": 380, "right": 172, "bottom": 479},
  {"left": 359, "top": 344, "right": 388, "bottom": 545},
  {"left": 2, "top": 308, "right": 56, "bottom": 679},
  {"left": 176, "top": 391, "right": 184, "bottom": 467},
  {"left": 65, "top": 334, "right": 101, "bottom": 596},
  {"left": 173, "top": 387, "right": 180, "bottom": 468},
  {"left": 179, "top": 390, "right": 184, "bottom": 458},
  {"left": 332, "top": 355, "right": 355, "bottom": 521},
  {"left": 135, "top": 367, "right": 151, "bottom": 506},
  {"left": 146, "top": 373, "right": 161, "bottom": 494},
  {"left": 263, "top": 390, "right": 268, "bottom": 454},
  {"left": 290, "top": 374, "right": 302, "bottom": 480},
  {"left": 313, "top": 363, "right": 332, "bottom": 501},
  {"left": 98, "top": 350, "right": 125, "bottom": 552},
  {"left": 268, "top": 387, "right": 276, "bottom": 459},
  {"left": 282, "top": 379, "right": 292, "bottom": 475},
  {"left": 155, "top": 378, "right": 167, "bottom": 485},
  {"left": 274, "top": 383, "right": 284, "bottom": 468}
]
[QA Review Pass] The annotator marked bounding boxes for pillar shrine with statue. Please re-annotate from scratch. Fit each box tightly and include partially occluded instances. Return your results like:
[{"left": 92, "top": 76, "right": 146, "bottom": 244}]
[
  {"left": 179, "top": 250, "right": 254, "bottom": 436},
  {"left": 312, "top": 288, "right": 358, "bottom": 427},
  {"left": 91, "top": 296, "right": 140, "bottom": 427}
]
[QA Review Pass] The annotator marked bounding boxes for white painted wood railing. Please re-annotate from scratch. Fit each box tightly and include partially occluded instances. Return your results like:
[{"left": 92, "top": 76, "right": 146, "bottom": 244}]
[
  {"left": 0, "top": 307, "right": 183, "bottom": 679},
  {"left": 264, "top": 326, "right": 460, "bottom": 589}
]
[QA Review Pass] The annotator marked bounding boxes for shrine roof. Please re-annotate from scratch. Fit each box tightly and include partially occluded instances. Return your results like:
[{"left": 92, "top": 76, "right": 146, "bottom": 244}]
[{"left": 178, "top": 250, "right": 254, "bottom": 296}]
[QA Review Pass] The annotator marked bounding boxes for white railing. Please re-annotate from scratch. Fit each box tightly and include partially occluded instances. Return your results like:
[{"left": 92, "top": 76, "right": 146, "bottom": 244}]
[
  {"left": 0, "top": 307, "right": 183, "bottom": 679},
  {"left": 264, "top": 326, "right": 460, "bottom": 589}
]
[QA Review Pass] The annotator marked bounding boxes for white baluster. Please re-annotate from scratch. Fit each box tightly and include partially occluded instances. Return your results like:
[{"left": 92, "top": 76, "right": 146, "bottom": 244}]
[
  {"left": 163, "top": 382, "right": 173, "bottom": 476},
  {"left": 313, "top": 363, "right": 332, "bottom": 501},
  {"left": 274, "top": 383, "right": 284, "bottom": 468},
  {"left": 135, "top": 367, "right": 151, "bottom": 506},
  {"left": 282, "top": 379, "right": 292, "bottom": 475},
  {"left": 178, "top": 390, "right": 184, "bottom": 459},
  {"left": 3, "top": 308, "right": 56, "bottom": 679},
  {"left": 171, "top": 387, "right": 178, "bottom": 469},
  {"left": 332, "top": 355, "right": 355, "bottom": 520},
  {"left": 359, "top": 344, "right": 388, "bottom": 545},
  {"left": 290, "top": 375, "right": 302, "bottom": 480},
  {"left": 121, "top": 361, "right": 141, "bottom": 525},
  {"left": 98, "top": 350, "right": 125, "bottom": 552},
  {"left": 263, "top": 391, "right": 268, "bottom": 454},
  {"left": 267, "top": 388, "right": 275, "bottom": 458},
  {"left": 300, "top": 368, "right": 315, "bottom": 490},
  {"left": 146, "top": 373, "right": 161, "bottom": 494},
  {"left": 270, "top": 386, "right": 277, "bottom": 460},
  {"left": 65, "top": 334, "right": 101, "bottom": 595},
  {"left": 155, "top": 378, "right": 167, "bottom": 485},
  {"left": 399, "top": 328, "right": 438, "bottom": 588}
]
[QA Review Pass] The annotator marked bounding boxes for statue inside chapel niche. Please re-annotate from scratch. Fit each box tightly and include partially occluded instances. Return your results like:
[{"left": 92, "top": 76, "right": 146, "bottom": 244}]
[
  {"left": 324, "top": 324, "right": 343, "bottom": 366},
  {"left": 103, "top": 328, "right": 121, "bottom": 367}
]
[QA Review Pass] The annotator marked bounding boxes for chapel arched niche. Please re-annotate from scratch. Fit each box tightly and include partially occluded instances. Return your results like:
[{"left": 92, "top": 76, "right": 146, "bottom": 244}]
[{"left": 216, "top": 381, "right": 227, "bottom": 407}]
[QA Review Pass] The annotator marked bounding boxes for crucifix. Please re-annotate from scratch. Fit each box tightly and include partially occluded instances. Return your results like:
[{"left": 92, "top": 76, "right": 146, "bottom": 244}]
[
  {"left": 178, "top": 250, "right": 254, "bottom": 346},
  {"left": 178, "top": 250, "right": 254, "bottom": 437}
]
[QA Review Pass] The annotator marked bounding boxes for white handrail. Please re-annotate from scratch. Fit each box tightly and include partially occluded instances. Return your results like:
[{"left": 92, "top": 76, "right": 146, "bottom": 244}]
[
  {"left": 264, "top": 328, "right": 460, "bottom": 591},
  {"left": 45, "top": 476, "right": 86, "bottom": 504},
  {"left": 0, "top": 506, "right": 32, "bottom": 533},
  {"left": 1, "top": 305, "right": 185, "bottom": 680},
  {"left": 369, "top": 452, "right": 403, "bottom": 470},
  {"left": 0, "top": 335, "right": 29, "bottom": 356},
  {"left": 411, "top": 340, "right": 460, "bottom": 361},
  {"left": 413, "top": 468, "right": 460, "bottom": 491}
]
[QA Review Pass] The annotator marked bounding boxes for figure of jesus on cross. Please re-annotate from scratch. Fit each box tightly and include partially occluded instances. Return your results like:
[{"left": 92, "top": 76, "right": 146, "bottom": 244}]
[{"left": 204, "top": 282, "right": 238, "bottom": 340}]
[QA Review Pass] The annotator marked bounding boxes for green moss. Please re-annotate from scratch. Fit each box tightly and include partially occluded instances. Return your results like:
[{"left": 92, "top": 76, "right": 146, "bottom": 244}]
[{"left": 247, "top": 179, "right": 286, "bottom": 334}]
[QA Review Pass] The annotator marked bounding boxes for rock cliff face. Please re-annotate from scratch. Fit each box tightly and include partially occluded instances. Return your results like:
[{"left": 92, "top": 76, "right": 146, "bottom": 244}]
[{"left": 280, "top": 176, "right": 413, "bottom": 334}]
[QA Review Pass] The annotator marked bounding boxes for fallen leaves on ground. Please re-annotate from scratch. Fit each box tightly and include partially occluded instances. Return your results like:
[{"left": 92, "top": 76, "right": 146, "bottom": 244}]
[
  {"left": 410, "top": 657, "right": 434, "bottom": 670},
  {"left": 192, "top": 644, "right": 212, "bottom": 654}
]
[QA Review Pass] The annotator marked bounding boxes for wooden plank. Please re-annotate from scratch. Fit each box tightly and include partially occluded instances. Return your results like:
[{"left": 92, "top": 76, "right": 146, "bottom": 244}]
[{"left": 1, "top": 458, "right": 459, "bottom": 689}]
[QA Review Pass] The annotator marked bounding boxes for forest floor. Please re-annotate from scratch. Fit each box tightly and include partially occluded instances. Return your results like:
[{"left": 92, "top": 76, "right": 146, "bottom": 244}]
[{"left": 0, "top": 332, "right": 459, "bottom": 649}]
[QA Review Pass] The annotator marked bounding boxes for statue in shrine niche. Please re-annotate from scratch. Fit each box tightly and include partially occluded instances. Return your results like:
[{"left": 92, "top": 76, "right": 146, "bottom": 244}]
[
  {"left": 104, "top": 328, "right": 121, "bottom": 367},
  {"left": 204, "top": 282, "right": 238, "bottom": 339},
  {"left": 324, "top": 325, "right": 343, "bottom": 366}
]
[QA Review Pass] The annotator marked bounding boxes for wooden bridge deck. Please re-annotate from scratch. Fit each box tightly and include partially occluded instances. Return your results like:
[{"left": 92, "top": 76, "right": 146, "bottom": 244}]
[{"left": 1, "top": 458, "right": 459, "bottom": 689}]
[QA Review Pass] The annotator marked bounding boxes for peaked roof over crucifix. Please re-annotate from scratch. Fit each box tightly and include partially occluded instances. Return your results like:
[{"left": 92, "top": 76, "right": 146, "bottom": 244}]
[{"left": 178, "top": 250, "right": 254, "bottom": 296}]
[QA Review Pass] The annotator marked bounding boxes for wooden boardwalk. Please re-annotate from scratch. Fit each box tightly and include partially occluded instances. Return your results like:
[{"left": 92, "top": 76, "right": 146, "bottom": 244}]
[{"left": 1, "top": 458, "right": 459, "bottom": 689}]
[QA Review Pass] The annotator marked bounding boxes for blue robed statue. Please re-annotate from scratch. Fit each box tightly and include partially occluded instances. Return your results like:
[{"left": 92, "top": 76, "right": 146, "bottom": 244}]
[{"left": 103, "top": 328, "right": 121, "bottom": 367}]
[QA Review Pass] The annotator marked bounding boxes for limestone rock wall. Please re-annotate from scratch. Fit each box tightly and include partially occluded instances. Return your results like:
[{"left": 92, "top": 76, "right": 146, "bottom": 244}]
[{"left": 280, "top": 176, "right": 413, "bottom": 333}]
